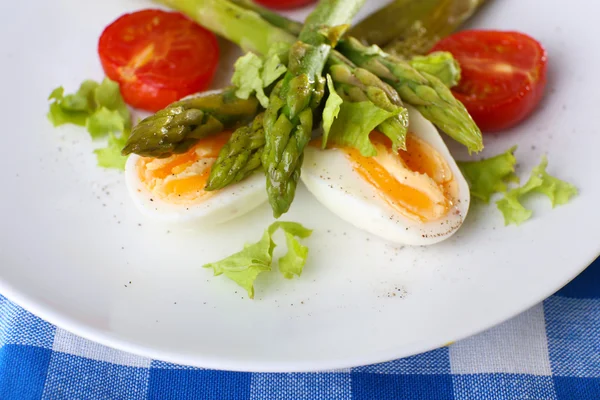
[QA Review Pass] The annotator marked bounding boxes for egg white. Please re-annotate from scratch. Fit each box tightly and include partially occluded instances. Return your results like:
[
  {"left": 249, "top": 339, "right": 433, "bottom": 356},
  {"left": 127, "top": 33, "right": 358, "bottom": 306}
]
[
  {"left": 300, "top": 105, "right": 470, "bottom": 246},
  {"left": 125, "top": 155, "right": 268, "bottom": 227}
]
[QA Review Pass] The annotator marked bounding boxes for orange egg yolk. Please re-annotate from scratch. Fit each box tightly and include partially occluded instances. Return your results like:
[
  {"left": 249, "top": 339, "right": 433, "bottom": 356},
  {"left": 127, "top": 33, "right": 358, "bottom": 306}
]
[
  {"left": 342, "top": 132, "right": 459, "bottom": 223},
  {"left": 136, "top": 131, "right": 231, "bottom": 204}
]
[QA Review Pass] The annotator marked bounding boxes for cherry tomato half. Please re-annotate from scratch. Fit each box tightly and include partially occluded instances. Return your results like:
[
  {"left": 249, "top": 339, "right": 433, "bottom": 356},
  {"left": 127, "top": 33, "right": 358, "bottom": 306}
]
[
  {"left": 431, "top": 30, "right": 548, "bottom": 132},
  {"left": 255, "top": 0, "right": 316, "bottom": 10},
  {"left": 98, "top": 9, "right": 219, "bottom": 112}
]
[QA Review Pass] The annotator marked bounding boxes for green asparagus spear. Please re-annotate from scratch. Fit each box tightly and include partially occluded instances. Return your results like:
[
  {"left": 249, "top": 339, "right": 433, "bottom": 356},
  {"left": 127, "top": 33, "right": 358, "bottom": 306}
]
[
  {"left": 230, "top": 0, "right": 470, "bottom": 149},
  {"left": 338, "top": 38, "right": 482, "bottom": 153},
  {"left": 205, "top": 113, "right": 266, "bottom": 191},
  {"left": 228, "top": 0, "right": 409, "bottom": 149},
  {"left": 156, "top": 0, "right": 296, "bottom": 57},
  {"left": 328, "top": 60, "right": 408, "bottom": 150},
  {"left": 262, "top": 0, "right": 366, "bottom": 217},
  {"left": 409, "top": 52, "right": 461, "bottom": 88},
  {"left": 122, "top": 88, "right": 260, "bottom": 158},
  {"left": 348, "top": 0, "right": 487, "bottom": 57},
  {"left": 230, "top": 0, "right": 303, "bottom": 36},
  {"left": 153, "top": 0, "right": 406, "bottom": 186}
]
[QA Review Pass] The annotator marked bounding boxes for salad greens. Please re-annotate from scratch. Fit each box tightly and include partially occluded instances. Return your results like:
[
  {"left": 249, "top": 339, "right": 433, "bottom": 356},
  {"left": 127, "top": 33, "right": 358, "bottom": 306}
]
[
  {"left": 231, "top": 51, "right": 288, "bottom": 108},
  {"left": 203, "top": 221, "right": 313, "bottom": 298},
  {"left": 459, "top": 148, "right": 578, "bottom": 225},
  {"left": 496, "top": 156, "right": 578, "bottom": 226},
  {"left": 321, "top": 75, "right": 344, "bottom": 148},
  {"left": 409, "top": 52, "right": 461, "bottom": 88},
  {"left": 458, "top": 146, "right": 518, "bottom": 203},
  {"left": 326, "top": 101, "right": 401, "bottom": 157},
  {"left": 94, "top": 133, "right": 130, "bottom": 171},
  {"left": 47, "top": 78, "right": 131, "bottom": 170}
]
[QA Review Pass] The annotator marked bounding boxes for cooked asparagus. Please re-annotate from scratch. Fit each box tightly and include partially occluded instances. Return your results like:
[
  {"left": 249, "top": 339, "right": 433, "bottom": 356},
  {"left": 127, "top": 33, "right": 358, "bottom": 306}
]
[
  {"left": 205, "top": 113, "right": 266, "bottom": 191},
  {"left": 156, "top": 0, "right": 296, "bottom": 57},
  {"left": 338, "top": 38, "right": 482, "bottom": 153},
  {"left": 262, "top": 0, "right": 366, "bottom": 217},
  {"left": 122, "top": 88, "right": 260, "bottom": 158},
  {"left": 348, "top": 0, "right": 487, "bottom": 57}
]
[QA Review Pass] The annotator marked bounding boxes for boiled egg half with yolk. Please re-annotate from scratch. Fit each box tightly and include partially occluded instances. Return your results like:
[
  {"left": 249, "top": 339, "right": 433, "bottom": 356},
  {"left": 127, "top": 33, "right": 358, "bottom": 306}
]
[
  {"left": 301, "top": 105, "right": 470, "bottom": 245},
  {"left": 125, "top": 131, "right": 267, "bottom": 226}
]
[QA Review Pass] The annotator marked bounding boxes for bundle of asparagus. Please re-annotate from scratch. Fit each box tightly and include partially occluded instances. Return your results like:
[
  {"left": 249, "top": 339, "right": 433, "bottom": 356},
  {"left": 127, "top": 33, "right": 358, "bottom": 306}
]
[{"left": 123, "top": 0, "right": 483, "bottom": 218}]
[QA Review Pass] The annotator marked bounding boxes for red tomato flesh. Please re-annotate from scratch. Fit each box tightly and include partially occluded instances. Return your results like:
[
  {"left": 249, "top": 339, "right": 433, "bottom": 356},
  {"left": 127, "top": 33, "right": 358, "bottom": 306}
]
[
  {"left": 98, "top": 9, "right": 219, "bottom": 112},
  {"left": 431, "top": 30, "right": 548, "bottom": 132},
  {"left": 255, "top": 0, "right": 316, "bottom": 10}
]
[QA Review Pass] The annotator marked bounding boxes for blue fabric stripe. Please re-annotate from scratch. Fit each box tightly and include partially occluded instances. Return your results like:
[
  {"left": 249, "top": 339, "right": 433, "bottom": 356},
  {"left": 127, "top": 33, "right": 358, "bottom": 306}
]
[
  {"left": 555, "top": 258, "right": 600, "bottom": 299},
  {"left": 351, "top": 372, "right": 454, "bottom": 400},
  {"left": 553, "top": 376, "right": 600, "bottom": 400},
  {"left": 0, "top": 345, "right": 52, "bottom": 400},
  {"left": 147, "top": 369, "right": 251, "bottom": 400}
]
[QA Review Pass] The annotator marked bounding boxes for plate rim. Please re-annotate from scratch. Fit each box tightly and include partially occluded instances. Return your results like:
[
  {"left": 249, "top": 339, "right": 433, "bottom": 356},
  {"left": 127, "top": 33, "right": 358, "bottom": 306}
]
[{"left": 1, "top": 250, "right": 597, "bottom": 372}]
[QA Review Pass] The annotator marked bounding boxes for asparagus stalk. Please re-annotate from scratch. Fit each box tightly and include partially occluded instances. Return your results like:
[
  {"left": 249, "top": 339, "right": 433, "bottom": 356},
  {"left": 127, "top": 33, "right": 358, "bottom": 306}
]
[
  {"left": 149, "top": 0, "right": 405, "bottom": 186},
  {"left": 338, "top": 38, "right": 482, "bottom": 153},
  {"left": 230, "top": 0, "right": 410, "bottom": 149},
  {"left": 348, "top": 0, "right": 487, "bottom": 57},
  {"left": 207, "top": 54, "right": 410, "bottom": 192},
  {"left": 205, "top": 113, "right": 266, "bottom": 191},
  {"left": 231, "top": 0, "right": 472, "bottom": 148},
  {"left": 230, "top": 0, "right": 303, "bottom": 36},
  {"left": 123, "top": 88, "right": 260, "bottom": 158},
  {"left": 156, "top": 0, "right": 296, "bottom": 57},
  {"left": 383, "top": 0, "right": 488, "bottom": 57},
  {"left": 328, "top": 61, "right": 409, "bottom": 150},
  {"left": 262, "top": 0, "right": 366, "bottom": 217}
]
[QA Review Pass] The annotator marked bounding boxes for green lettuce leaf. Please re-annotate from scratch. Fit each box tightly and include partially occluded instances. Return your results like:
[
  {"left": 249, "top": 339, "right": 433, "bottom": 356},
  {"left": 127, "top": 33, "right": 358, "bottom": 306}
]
[
  {"left": 327, "top": 101, "right": 400, "bottom": 157},
  {"left": 278, "top": 232, "right": 309, "bottom": 279},
  {"left": 232, "top": 53, "right": 269, "bottom": 107},
  {"left": 47, "top": 77, "right": 131, "bottom": 135},
  {"left": 269, "top": 221, "right": 313, "bottom": 279},
  {"left": 203, "top": 221, "right": 312, "bottom": 298},
  {"left": 458, "top": 146, "right": 519, "bottom": 203},
  {"left": 94, "top": 132, "right": 130, "bottom": 171},
  {"left": 94, "top": 78, "right": 131, "bottom": 129},
  {"left": 410, "top": 52, "right": 462, "bottom": 88},
  {"left": 496, "top": 156, "right": 578, "bottom": 225},
  {"left": 321, "top": 75, "right": 343, "bottom": 148},
  {"left": 232, "top": 51, "right": 287, "bottom": 108},
  {"left": 377, "top": 108, "right": 409, "bottom": 152},
  {"left": 203, "top": 230, "right": 275, "bottom": 299},
  {"left": 48, "top": 78, "right": 132, "bottom": 171},
  {"left": 87, "top": 108, "right": 126, "bottom": 139},
  {"left": 262, "top": 54, "right": 287, "bottom": 87},
  {"left": 47, "top": 86, "right": 90, "bottom": 127},
  {"left": 62, "top": 81, "right": 98, "bottom": 112},
  {"left": 47, "top": 102, "right": 89, "bottom": 127}
]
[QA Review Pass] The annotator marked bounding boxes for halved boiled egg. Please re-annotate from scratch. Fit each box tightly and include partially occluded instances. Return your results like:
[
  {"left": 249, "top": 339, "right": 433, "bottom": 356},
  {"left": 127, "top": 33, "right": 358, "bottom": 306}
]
[
  {"left": 301, "top": 105, "right": 470, "bottom": 245},
  {"left": 125, "top": 131, "right": 267, "bottom": 226}
]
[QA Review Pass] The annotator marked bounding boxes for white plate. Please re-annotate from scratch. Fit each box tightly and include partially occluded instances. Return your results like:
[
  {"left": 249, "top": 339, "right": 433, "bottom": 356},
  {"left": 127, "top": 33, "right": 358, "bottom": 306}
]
[{"left": 1, "top": 0, "right": 599, "bottom": 372}]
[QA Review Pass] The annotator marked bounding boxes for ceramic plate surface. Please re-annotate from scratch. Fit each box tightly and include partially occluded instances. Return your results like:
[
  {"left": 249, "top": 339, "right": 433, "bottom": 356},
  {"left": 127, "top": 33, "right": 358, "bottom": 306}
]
[{"left": 1, "top": 0, "right": 599, "bottom": 372}]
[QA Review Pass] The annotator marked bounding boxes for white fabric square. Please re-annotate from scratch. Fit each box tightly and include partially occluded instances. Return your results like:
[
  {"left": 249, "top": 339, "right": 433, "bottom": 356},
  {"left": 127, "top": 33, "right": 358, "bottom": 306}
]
[
  {"left": 450, "top": 304, "right": 552, "bottom": 376},
  {"left": 52, "top": 328, "right": 152, "bottom": 368}
]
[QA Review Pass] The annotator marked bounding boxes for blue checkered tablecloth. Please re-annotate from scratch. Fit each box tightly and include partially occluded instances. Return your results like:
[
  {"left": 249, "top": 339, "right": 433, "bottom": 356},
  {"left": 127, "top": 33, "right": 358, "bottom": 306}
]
[{"left": 1, "top": 258, "right": 599, "bottom": 399}]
